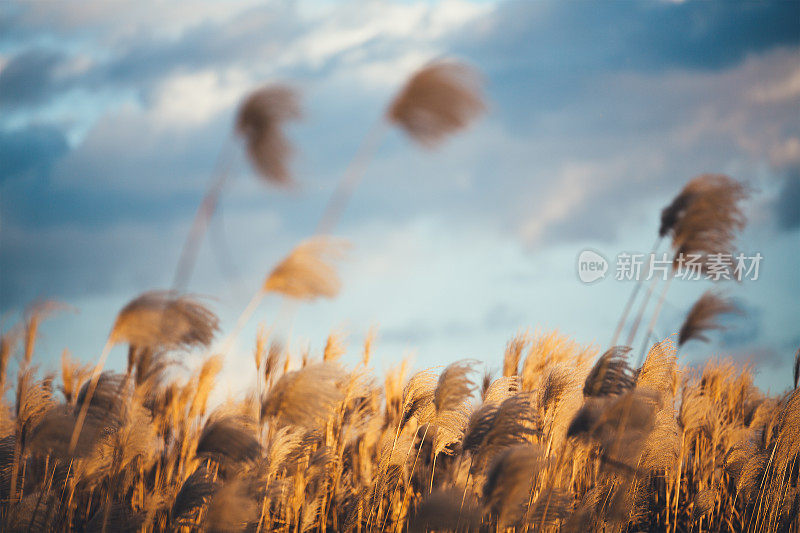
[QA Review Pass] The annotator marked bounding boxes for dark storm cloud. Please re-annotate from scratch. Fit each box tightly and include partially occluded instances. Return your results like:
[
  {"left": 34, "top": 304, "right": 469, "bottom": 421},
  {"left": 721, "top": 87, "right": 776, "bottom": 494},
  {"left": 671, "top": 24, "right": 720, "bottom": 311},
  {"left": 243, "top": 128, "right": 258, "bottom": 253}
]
[
  {"left": 0, "top": 48, "right": 72, "bottom": 108},
  {"left": 453, "top": 1, "right": 800, "bottom": 120},
  {"left": 461, "top": 1, "right": 800, "bottom": 72},
  {"left": 775, "top": 169, "right": 800, "bottom": 231},
  {"left": 6, "top": 1, "right": 795, "bottom": 114},
  {"left": 0, "top": 124, "right": 69, "bottom": 182}
]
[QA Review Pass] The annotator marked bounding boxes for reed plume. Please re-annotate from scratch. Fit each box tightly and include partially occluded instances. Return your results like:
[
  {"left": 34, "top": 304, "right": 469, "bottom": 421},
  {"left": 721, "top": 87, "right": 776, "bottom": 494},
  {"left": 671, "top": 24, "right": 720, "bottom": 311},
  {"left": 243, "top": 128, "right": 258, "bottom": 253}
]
[
  {"left": 671, "top": 174, "right": 749, "bottom": 264},
  {"left": 261, "top": 362, "right": 345, "bottom": 428},
  {"left": 583, "top": 346, "right": 635, "bottom": 397},
  {"left": 235, "top": 84, "right": 301, "bottom": 185},
  {"left": 388, "top": 60, "right": 485, "bottom": 147},
  {"left": 678, "top": 291, "right": 740, "bottom": 346},
  {"left": 263, "top": 237, "right": 347, "bottom": 301},
  {"left": 0, "top": 326, "right": 796, "bottom": 531},
  {"left": 109, "top": 291, "right": 219, "bottom": 351},
  {"left": 197, "top": 413, "right": 261, "bottom": 465}
]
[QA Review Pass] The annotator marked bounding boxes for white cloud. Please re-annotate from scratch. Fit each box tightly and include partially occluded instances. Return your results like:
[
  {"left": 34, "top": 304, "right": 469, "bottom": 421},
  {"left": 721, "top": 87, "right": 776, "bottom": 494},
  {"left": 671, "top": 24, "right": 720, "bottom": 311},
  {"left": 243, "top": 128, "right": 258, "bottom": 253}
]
[{"left": 148, "top": 69, "right": 251, "bottom": 127}]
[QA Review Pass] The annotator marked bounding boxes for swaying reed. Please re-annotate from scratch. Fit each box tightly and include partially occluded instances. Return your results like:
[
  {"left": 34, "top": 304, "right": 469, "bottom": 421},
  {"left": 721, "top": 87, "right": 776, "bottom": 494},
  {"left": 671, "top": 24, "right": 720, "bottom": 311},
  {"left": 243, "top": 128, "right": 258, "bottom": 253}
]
[
  {"left": 388, "top": 60, "right": 486, "bottom": 147},
  {"left": 670, "top": 174, "right": 748, "bottom": 264},
  {"left": 622, "top": 173, "right": 749, "bottom": 356},
  {"left": 1, "top": 54, "right": 790, "bottom": 532},
  {"left": 678, "top": 290, "right": 740, "bottom": 347},
  {"left": 263, "top": 238, "right": 347, "bottom": 301},
  {"left": 235, "top": 85, "right": 302, "bottom": 185},
  {"left": 315, "top": 59, "right": 486, "bottom": 235},
  {"left": 110, "top": 291, "right": 219, "bottom": 351},
  {"left": 0, "top": 320, "right": 796, "bottom": 531}
]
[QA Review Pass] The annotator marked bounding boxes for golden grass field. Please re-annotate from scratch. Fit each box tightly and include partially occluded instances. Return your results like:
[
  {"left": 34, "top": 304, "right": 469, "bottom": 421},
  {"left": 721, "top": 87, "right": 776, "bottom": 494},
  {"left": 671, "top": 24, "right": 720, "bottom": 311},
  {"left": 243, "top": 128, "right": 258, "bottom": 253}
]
[{"left": 1, "top": 60, "right": 797, "bottom": 532}]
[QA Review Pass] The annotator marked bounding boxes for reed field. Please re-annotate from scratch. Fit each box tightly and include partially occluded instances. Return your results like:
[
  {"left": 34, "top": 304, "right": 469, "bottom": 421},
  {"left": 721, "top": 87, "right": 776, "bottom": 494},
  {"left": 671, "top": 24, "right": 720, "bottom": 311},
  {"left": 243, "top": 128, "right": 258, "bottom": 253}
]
[{"left": 1, "top": 60, "right": 798, "bottom": 532}]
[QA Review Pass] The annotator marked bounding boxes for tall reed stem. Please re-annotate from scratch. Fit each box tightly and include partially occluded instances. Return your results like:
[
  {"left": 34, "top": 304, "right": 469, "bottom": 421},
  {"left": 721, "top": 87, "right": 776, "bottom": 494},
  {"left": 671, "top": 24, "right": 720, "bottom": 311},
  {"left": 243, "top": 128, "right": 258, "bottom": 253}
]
[
  {"left": 69, "top": 339, "right": 114, "bottom": 453},
  {"left": 315, "top": 120, "right": 388, "bottom": 235},
  {"left": 172, "top": 138, "right": 235, "bottom": 292},
  {"left": 637, "top": 275, "right": 673, "bottom": 366},
  {"left": 625, "top": 274, "right": 660, "bottom": 347},
  {"left": 611, "top": 236, "right": 662, "bottom": 346}
]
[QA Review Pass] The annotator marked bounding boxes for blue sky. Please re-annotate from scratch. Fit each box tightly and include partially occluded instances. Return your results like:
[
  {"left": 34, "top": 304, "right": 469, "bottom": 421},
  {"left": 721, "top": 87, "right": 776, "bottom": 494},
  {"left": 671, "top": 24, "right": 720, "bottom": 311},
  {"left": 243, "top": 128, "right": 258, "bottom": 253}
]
[{"left": 1, "top": 0, "right": 798, "bottom": 396}]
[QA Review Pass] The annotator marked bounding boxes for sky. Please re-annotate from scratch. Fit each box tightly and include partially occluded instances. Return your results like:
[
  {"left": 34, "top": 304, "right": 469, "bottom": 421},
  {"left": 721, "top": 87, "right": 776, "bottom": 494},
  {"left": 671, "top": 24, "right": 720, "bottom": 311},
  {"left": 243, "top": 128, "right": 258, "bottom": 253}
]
[{"left": 1, "top": 0, "right": 799, "bottom": 396}]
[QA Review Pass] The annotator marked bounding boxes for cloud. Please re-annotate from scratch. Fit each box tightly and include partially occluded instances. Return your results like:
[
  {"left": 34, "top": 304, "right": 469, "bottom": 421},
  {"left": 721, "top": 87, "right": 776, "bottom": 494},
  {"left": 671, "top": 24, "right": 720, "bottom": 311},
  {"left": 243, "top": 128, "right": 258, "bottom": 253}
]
[
  {"left": 775, "top": 169, "right": 800, "bottom": 230},
  {"left": 719, "top": 297, "right": 761, "bottom": 348},
  {"left": 0, "top": 48, "right": 71, "bottom": 108},
  {"left": 0, "top": 124, "right": 69, "bottom": 182}
]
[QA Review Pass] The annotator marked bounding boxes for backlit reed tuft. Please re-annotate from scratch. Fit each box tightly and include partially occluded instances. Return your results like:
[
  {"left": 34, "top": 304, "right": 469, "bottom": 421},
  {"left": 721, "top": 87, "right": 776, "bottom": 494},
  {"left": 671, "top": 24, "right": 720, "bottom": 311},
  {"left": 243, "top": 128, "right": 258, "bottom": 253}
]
[
  {"left": 263, "top": 237, "right": 348, "bottom": 301},
  {"left": 110, "top": 291, "right": 219, "bottom": 351},
  {"left": 235, "top": 84, "right": 301, "bottom": 184},
  {"left": 388, "top": 60, "right": 485, "bottom": 146},
  {"left": 678, "top": 290, "right": 740, "bottom": 346}
]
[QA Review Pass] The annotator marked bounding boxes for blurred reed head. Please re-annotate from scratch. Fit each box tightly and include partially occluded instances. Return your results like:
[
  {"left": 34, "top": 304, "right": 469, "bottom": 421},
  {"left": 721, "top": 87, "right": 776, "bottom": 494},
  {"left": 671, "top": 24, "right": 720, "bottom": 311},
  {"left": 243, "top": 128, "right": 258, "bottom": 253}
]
[
  {"left": 388, "top": 59, "right": 486, "bottom": 147},
  {"left": 236, "top": 84, "right": 302, "bottom": 185},
  {"left": 263, "top": 237, "right": 348, "bottom": 301}
]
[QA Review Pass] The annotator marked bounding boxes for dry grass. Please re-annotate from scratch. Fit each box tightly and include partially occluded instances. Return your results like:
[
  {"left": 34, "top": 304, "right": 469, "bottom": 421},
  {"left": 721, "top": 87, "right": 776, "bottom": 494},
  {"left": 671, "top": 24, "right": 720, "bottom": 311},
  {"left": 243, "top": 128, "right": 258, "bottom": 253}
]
[
  {"left": 0, "top": 322, "right": 796, "bottom": 532},
  {"left": 1, "top": 59, "right": 795, "bottom": 533}
]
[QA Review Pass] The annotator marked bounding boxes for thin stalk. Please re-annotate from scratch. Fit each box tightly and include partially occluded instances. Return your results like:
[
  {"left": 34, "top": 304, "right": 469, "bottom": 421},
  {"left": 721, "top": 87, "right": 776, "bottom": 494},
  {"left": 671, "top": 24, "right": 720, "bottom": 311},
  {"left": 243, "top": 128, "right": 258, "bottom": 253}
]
[
  {"left": 368, "top": 421, "right": 403, "bottom": 531},
  {"left": 625, "top": 273, "right": 660, "bottom": 347},
  {"left": 636, "top": 275, "right": 674, "bottom": 367},
  {"left": 171, "top": 138, "right": 235, "bottom": 292},
  {"left": 220, "top": 290, "right": 266, "bottom": 356},
  {"left": 315, "top": 119, "right": 388, "bottom": 235},
  {"left": 456, "top": 455, "right": 475, "bottom": 529},
  {"left": 379, "top": 425, "right": 423, "bottom": 533},
  {"left": 611, "top": 236, "right": 662, "bottom": 346},
  {"left": 429, "top": 452, "right": 437, "bottom": 493},
  {"left": 380, "top": 423, "right": 430, "bottom": 533},
  {"left": 69, "top": 338, "right": 114, "bottom": 454}
]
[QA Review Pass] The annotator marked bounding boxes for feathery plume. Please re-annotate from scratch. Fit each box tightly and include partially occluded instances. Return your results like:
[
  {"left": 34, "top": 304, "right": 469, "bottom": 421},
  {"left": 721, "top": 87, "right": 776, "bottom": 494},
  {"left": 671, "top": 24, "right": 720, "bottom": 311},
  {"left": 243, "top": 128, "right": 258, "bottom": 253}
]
[
  {"left": 483, "top": 375, "right": 521, "bottom": 405},
  {"left": 478, "top": 392, "right": 539, "bottom": 463},
  {"left": 110, "top": 291, "right": 219, "bottom": 351},
  {"left": 636, "top": 339, "right": 677, "bottom": 395},
  {"left": 434, "top": 359, "right": 478, "bottom": 413},
  {"left": 60, "top": 350, "right": 92, "bottom": 404},
  {"left": 197, "top": 414, "right": 261, "bottom": 465},
  {"left": 671, "top": 174, "right": 749, "bottom": 267},
  {"left": 323, "top": 331, "right": 347, "bottom": 362},
  {"left": 503, "top": 332, "right": 528, "bottom": 377},
  {"left": 29, "top": 404, "right": 104, "bottom": 459},
  {"left": 235, "top": 84, "right": 301, "bottom": 184},
  {"left": 483, "top": 444, "right": 544, "bottom": 528},
  {"left": 678, "top": 291, "right": 740, "bottom": 346},
  {"left": 22, "top": 301, "right": 67, "bottom": 366},
  {"left": 400, "top": 368, "right": 438, "bottom": 428},
  {"left": 261, "top": 362, "right": 345, "bottom": 427},
  {"left": 172, "top": 466, "right": 217, "bottom": 526},
  {"left": 583, "top": 346, "right": 635, "bottom": 397},
  {"left": 0, "top": 331, "right": 19, "bottom": 390},
  {"left": 659, "top": 174, "right": 729, "bottom": 238},
  {"left": 263, "top": 237, "right": 348, "bottom": 301},
  {"left": 388, "top": 60, "right": 485, "bottom": 146}
]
